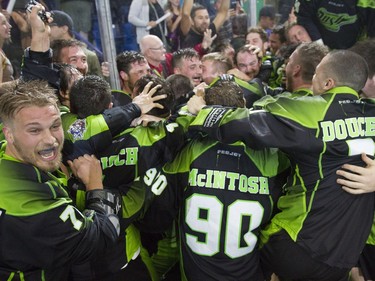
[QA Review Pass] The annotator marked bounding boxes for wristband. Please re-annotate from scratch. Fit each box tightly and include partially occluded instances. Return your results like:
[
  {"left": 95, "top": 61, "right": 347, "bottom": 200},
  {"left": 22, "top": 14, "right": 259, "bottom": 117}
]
[{"left": 86, "top": 189, "right": 121, "bottom": 215}]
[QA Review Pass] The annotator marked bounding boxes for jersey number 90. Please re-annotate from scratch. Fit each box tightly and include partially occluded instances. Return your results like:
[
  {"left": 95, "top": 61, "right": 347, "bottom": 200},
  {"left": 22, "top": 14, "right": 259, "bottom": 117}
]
[{"left": 185, "top": 194, "right": 264, "bottom": 259}]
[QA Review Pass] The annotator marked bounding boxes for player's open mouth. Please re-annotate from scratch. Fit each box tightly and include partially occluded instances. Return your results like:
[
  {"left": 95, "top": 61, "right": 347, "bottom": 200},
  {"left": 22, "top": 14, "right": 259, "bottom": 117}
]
[
  {"left": 192, "top": 77, "right": 202, "bottom": 83},
  {"left": 38, "top": 147, "right": 57, "bottom": 160}
]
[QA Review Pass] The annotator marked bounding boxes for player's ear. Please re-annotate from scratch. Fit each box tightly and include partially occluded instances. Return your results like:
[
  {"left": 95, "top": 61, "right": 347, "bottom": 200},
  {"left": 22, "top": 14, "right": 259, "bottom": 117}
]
[
  {"left": 3, "top": 126, "right": 14, "bottom": 144},
  {"left": 323, "top": 78, "right": 335, "bottom": 90},
  {"left": 119, "top": 70, "right": 128, "bottom": 82}
]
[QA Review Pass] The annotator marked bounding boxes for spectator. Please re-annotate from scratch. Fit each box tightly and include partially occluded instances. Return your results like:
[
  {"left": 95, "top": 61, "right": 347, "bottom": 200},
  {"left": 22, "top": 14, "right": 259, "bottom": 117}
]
[
  {"left": 165, "top": 0, "right": 182, "bottom": 52},
  {"left": 179, "top": 0, "right": 230, "bottom": 49},
  {"left": 211, "top": 0, "right": 234, "bottom": 47},
  {"left": 139, "top": 34, "right": 173, "bottom": 78},
  {"left": 128, "top": 0, "right": 168, "bottom": 49},
  {"left": 0, "top": 11, "right": 14, "bottom": 83},
  {"left": 49, "top": 10, "right": 102, "bottom": 77},
  {"left": 258, "top": 5, "right": 276, "bottom": 38}
]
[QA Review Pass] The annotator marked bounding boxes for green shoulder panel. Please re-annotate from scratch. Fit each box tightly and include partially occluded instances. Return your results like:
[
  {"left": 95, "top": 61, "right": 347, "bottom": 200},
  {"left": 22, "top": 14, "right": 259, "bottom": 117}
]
[
  {"left": 62, "top": 113, "right": 110, "bottom": 142},
  {"left": 129, "top": 121, "right": 168, "bottom": 147},
  {"left": 357, "top": 0, "right": 375, "bottom": 8},
  {"left": 263, "top": 94, "right": 330, "bottom": 129},
  {"left": 163, "top": 136, "right": 216, "bottom": 174},
  {"left": 0, "top": 157, "right": 71, "bottom": 216}
]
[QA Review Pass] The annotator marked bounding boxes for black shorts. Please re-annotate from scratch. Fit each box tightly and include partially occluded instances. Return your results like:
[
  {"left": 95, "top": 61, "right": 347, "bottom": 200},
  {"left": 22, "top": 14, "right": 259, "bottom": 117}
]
[
  {"left": 260, "top": 230, "right": 350, "bottom": 281},
  {"left": 358, "top": 244, "right": 375, "bottom": 280}
]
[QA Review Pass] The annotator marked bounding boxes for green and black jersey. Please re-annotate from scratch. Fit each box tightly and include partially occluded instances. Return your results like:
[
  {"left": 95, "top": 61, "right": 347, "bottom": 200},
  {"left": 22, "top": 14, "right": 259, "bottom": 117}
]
[
  {"left": 63, "top": 112, "right": 193, "bottom": 273},
  {"left": 136, "top": 134, "right": 290, "bottom": 281},
  {"left": 0, "top": 142, "right": 118, "bottom": 281},
  {"left": 190, "top": 86, "right": 375, "bottom": 268},
  {"left": 62, "top": 103, "right": 142, "bottom": 162}
]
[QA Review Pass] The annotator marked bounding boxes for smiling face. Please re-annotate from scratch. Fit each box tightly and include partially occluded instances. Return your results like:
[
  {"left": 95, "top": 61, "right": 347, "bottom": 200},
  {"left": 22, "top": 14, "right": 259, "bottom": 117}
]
[
  {"left": 4, "top": 105, "right": 64, "bottom": 172},
  {"left": 236, "top": 51, "right": 261, "bottom": 78},
  {"left": 174, "top": 56, "right": 203, "bottom": 86},
  {"left": 60, "top": 46, "right": 88, "bottom": 75},
  {"left": 0, "top": 12, "right": 11, "bottom": 41},
  {"left": 192, "top": 8, "right": 210, "bottom": 34}
]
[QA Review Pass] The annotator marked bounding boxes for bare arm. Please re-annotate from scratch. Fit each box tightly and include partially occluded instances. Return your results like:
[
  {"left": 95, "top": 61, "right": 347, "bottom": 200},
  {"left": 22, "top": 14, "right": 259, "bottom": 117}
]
[
  {"left": 213, "top": 0, "right": 230, "bottom": 31},
  {"left": 336, "top": 153, "right": 375, "bottom": 194},
  {"left": 27, "top": 3, "right": 52, "bottom": 52},
  {"left": 180, "top": 0, "right": 193, "bottom": 36}
]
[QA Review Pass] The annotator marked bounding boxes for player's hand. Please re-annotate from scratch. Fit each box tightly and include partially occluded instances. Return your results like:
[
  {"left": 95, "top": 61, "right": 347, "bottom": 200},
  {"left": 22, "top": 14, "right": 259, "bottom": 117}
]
[
  {"left": 131, "top": 114, "right": 163, "bottom": 127},
  {"left": 68, "top": 155, "right": 103, "bottom": 191},
  {"left": 187, "top": 94, "right": 206, "bottom": 115},
  {"left": 132, "top": 82, "right": 165, "bottom": 114},
  {"left": 336, "top": 153, "right": 375, "bottom": 194},
  {"left": 244, "top": 44, "right": 263, "bottom": 59}
]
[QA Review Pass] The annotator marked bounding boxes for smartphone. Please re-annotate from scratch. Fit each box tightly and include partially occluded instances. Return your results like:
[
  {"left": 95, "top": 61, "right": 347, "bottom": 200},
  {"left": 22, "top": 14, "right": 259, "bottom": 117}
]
[{"left": 230, "top": 0, "right": 237, "bottom": 9}]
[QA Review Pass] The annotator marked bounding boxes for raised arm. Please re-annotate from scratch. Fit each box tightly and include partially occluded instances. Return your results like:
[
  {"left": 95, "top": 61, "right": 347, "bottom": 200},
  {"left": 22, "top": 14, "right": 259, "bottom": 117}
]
[
  {"left": 180, "top": 0, "right": 193, "bottom": 36},
  {"left": 28, "top": 3, "right": 51, "bottom": 52},
  {"left": 212, "top": 0, "right": 230, "bottom": 32}
]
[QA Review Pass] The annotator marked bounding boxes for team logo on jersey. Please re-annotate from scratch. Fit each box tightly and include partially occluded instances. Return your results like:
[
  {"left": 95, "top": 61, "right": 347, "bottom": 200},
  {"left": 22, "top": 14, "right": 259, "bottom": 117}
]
[
  {"left": 317, "top": 8, "right": 357, "bottom": 32},
  {"left": 68, "top": 119, "right": 87, "bottom": 141}
]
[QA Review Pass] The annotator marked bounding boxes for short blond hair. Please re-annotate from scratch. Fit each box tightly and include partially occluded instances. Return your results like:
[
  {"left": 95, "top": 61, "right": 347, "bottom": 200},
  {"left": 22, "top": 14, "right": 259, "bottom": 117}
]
[{"left": 0, "top": 80, "right": 58, "bottom": 125}]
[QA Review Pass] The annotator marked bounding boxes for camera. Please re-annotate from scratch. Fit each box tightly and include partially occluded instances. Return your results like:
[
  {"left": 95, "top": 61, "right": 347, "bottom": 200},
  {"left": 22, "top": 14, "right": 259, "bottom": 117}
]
[
  {"left": 25, "top": 0, "right": 50, "bottom": 23},
  {"left": 230, "top": 0, "right": 237, "bottom": 9}
]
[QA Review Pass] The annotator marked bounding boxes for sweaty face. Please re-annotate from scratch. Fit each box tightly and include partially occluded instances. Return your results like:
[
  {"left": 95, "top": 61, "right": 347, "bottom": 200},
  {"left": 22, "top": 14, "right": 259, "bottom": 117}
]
[
  {"left": 127, "top": 61, "right": 151, "bottom": 97},
  {"left": 60, "top": 46, "right": 88, "bottom": 75},
  {"left": 236, "top": 51, "right": 261, "bottom": 78},
  {"left": 175, "top": 56, "right": 203, "bottom": 86},
  {"left": 269, "top": 33, "right": 282, "bottom": 55},
  {"left": 192, "top": 9, "right": 210, "bottom": 34},
  {"left": 5, "top": 105, "right": 64, "bottom": 172},
  {"left": 287, "top": 25, "right": 312, "bottom": 44},
  {"left": 202, "top": 60, "right": 221, "bottom": 84},
  {"left": 246, "top": 33, "right": 266, "bottom": 53}
]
